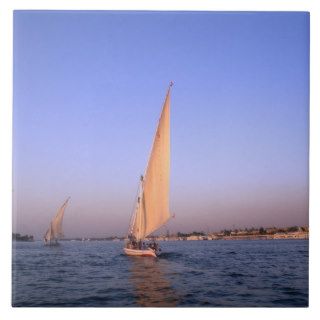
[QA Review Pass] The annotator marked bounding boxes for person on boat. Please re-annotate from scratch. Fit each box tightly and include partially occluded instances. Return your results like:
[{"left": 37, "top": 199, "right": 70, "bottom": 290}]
[
  {"left": 148, "top": 241, "right": 158, "bottom": 252},
  {"left": 127, "top": 234, "right": 137, "bottom": 249}
]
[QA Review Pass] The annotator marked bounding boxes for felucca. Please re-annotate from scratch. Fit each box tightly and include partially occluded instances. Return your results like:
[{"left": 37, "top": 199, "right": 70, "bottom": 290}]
[
  {"left": 44, "top": 197, "right": 70, "bottom": 245},
  {"left": 124, "top": 83, "right": 173, "bottom": 257}
]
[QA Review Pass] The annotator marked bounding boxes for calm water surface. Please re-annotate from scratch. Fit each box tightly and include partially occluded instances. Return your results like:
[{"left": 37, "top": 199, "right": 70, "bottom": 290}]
[{"left": 12, "top": 240, "right": 308, "bottom": 307}]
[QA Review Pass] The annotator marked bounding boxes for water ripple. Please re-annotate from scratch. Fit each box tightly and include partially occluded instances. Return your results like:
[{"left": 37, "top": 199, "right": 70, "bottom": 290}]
[{"left": 12, "top": 240, "right": 308, "bottom": 307}]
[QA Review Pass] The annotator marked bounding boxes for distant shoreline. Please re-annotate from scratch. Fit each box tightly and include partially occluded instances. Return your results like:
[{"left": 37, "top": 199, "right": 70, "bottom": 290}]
[
  {"left": 12, "top": 233, "right": 34, "bottom": 242},
  {"left": 177, "top": 232, "right": 309, "bottom": 241},
  {"left": 60, "top": 231, "right": 308, "bottom": 242},
  {"left": 13, "top": 226, "right": 309, "bottom": 242}
]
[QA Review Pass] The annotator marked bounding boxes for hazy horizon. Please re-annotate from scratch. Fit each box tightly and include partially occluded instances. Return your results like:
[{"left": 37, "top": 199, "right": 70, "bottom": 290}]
[{"left": 13, "top": 11, "right": 309, "bottom": 239}]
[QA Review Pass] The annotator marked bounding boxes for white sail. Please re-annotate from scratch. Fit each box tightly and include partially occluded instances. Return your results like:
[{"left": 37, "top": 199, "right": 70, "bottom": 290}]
[
  {"left": 44, "top": 197, "right": 70, "bottom": 241},
  {"left": 44, "top": 224, "right": 52, "bottom": 242},
  {"left": 131, "top": 84, "right": 171, "bottom": 240}
]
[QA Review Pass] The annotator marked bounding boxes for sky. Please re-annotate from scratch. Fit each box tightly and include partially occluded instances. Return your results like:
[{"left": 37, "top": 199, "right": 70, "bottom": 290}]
[{"left": 13, "top": 11, "right": 309, "bottom": 239}]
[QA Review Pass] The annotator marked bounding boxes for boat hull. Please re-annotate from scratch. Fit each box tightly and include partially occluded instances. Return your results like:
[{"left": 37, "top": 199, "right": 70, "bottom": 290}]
[
  {"left": 124, "top": 247, "right": 157, "bottom": 257},
  {"left": 44, "top": 240, "right": 60, "bottom": 246}
]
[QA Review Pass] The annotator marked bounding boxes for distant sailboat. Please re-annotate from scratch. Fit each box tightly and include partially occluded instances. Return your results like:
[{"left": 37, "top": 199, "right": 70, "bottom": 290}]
[
  {"left": 44, "top": 197, "right": 70, "bottom": 245},
  {"left": 124, "top": 83, "right": 173, "bottom": 257}
]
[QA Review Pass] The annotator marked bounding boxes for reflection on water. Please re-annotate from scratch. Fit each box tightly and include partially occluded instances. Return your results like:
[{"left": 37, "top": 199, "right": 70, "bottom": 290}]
[
  {"left": 129, "top": 256, "right": 179, "bottom": 307},
  {"left": 12, "top": 240, "right": 308, "bottom": 307}
]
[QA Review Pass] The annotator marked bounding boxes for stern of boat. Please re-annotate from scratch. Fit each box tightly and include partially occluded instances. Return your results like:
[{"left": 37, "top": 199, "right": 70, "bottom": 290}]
[{"left": 124, "top": 247, "right": 157, "bottom": 257}]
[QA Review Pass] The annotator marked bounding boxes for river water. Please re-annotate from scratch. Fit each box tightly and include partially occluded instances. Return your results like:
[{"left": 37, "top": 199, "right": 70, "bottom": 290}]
[{"left": 12, "top": 239, "right": 308, "bottom": 307}]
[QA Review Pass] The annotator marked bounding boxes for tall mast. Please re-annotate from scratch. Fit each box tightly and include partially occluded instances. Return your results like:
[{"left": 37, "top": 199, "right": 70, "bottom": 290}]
[{"left": 127, "top": 175, "right": 143, "bottom": 237}]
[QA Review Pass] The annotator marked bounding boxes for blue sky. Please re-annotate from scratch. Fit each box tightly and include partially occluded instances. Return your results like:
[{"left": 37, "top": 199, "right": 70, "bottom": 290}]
[{"left": 13, "top": 11, "right": 309, "bottom": 238}]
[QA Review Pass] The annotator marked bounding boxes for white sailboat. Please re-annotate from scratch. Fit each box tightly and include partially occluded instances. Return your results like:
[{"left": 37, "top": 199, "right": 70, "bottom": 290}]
[
  {"left": 124, "top": 83, "right": 173, "bottom": 257},
  {"left": 44, "top": 197, "right": 70, "bottom": 245}
]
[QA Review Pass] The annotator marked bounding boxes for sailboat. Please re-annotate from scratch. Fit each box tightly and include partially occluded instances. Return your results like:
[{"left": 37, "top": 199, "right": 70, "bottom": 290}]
[
  {"left": 124, "top": 82, "right": 173, "bottom": 257},
  {"left": 44, "top": 197, "right": 70, "bottom": 245}
]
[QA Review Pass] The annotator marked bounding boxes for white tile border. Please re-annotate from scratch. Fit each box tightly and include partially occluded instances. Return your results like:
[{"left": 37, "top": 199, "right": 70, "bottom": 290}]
[{"left": 1, "top": 1, "right": 319, "bottom": 319}]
